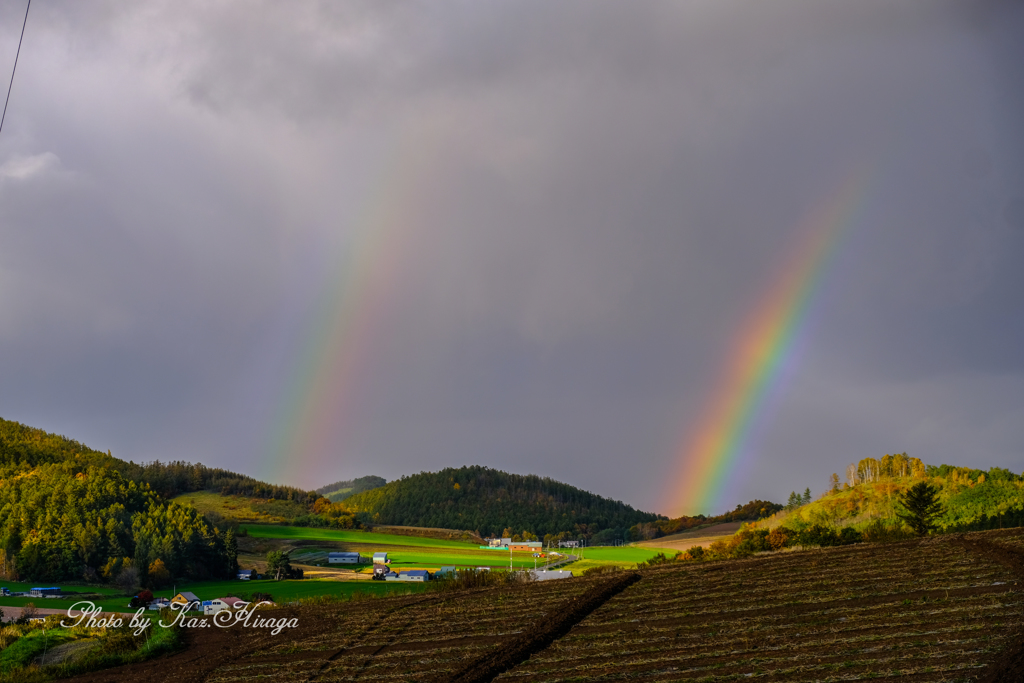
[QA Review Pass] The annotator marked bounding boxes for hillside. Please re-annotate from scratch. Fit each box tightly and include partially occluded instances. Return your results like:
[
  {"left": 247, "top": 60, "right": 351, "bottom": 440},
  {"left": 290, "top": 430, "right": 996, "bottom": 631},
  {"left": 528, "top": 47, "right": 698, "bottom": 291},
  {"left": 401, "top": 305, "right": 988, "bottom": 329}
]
[
  {"left": 765, "top": 456, "right": 1024, "bottom": 535},
  {"left": 315, "top": 475, "right": 387, "bottom": 502},
  {"left": 342, "top": 465, "right": 661, "bottom": 538},
  {"left": 0, "top": 417, "right": 234, "bottom": 583}
]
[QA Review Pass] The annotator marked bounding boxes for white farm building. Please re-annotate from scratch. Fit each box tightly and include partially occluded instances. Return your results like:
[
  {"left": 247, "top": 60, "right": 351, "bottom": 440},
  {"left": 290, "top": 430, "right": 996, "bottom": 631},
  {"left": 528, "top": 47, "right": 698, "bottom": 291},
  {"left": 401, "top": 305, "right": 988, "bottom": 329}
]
[{"left": 328, "top": 552, "right": 364, "bottom": 565}]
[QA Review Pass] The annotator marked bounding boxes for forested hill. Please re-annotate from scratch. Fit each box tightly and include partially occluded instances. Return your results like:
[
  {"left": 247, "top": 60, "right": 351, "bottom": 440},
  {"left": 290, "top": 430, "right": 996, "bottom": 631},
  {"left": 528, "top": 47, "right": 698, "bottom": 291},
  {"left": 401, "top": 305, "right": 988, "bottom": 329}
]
[
  {"left": 343, "top": 466, "right": 662, "bottom": 539},
  {"left": 0, "top": 417, "right": 237, "bottom": 583},
  {"left": 0, "top": 416, "right": 320, "bottom": 505}
]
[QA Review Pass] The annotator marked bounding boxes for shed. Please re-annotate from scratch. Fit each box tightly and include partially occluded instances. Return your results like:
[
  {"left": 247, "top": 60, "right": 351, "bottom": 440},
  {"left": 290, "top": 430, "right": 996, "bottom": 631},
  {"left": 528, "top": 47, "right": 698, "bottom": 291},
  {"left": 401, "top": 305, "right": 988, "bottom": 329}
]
[
  {"left": 372, "top": 552, "right": 389, "bottom": 564},
  {"left": 328, "top": 552, "right": 364, "bottom": 565},
  {"left": 29, "top": 587, "right": 61, "bottom": 597},
  {"left": 399, "top": 570, "right": 430, "bottom": 582},
  {"left": 237, "top": 569, "right": 257, "bottom": 580},
  {"left": 204, "top": 596, "right": 247, "bottom": 615},
  {"left": 435, "top": 566, "right": 457, "bottom": 577},
  {"left": 171, "top": 592, "right": 201, "bottom": 610}
]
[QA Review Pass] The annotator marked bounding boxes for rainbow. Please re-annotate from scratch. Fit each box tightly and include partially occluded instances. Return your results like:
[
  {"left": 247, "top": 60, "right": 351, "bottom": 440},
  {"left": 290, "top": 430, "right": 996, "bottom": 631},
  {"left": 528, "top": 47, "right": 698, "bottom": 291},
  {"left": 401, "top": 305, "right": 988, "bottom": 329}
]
[
  {"left": 668, "top": 167, "right": 869, "bottom": 516},
  {"left": 260, "top": 132, "right": 439, "bottom": 485}
]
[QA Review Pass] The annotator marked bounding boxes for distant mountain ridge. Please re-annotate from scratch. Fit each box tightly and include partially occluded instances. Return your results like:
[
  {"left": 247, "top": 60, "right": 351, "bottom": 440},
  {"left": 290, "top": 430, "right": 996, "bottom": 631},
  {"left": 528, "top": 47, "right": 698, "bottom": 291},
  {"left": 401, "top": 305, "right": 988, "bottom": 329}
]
[
  {"left": 342, "top": 465, "right": 662, "bottom": 539},
  {"left": 316, "top": 475, "right": 387, "bottom": 502}
]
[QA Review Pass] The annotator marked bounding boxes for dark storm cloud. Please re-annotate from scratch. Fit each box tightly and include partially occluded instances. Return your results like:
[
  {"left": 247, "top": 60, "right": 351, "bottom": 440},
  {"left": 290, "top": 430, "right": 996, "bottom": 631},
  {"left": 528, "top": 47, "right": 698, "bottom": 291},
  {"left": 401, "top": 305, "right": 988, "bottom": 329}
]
[{"left": 0, "top": 0, "right": 1021, "bottom": 513}]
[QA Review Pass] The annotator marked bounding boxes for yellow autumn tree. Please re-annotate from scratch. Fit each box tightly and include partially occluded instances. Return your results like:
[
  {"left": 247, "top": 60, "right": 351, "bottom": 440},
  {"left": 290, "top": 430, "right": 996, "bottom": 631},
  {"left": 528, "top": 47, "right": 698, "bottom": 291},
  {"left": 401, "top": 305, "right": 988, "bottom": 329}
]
[{"left": 148, "top": 558, "right": 171, "bottom": 588}]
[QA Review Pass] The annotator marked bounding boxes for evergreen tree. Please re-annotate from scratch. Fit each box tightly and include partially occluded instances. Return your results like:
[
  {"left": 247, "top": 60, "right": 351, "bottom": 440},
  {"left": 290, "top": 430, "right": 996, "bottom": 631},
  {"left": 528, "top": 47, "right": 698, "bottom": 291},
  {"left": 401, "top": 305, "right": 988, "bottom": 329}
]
[
  {"left": 802, "top": 488, "right": 812, "bottom": 505},
  {"left": 896, "top": 482, "right": 944, "bottom": 536},
  {"left": 787, "top": 492, "right": 800, "bottom": 509},
  {"left": 224, "top": 529, "right": 238, "bottom": 574}
]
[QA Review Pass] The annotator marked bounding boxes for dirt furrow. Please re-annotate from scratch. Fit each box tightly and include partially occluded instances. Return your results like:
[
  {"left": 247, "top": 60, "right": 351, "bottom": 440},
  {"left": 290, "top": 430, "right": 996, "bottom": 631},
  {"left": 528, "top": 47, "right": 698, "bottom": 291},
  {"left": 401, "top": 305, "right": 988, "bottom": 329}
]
[{"left": 432, "top": 572, "right": 642, "bottom": 683}]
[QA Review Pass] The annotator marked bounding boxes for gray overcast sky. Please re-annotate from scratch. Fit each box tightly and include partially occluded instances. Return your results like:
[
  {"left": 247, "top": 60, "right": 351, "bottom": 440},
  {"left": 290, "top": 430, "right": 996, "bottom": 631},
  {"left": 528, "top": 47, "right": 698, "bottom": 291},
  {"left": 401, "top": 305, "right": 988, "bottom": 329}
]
[{"left": 1, "top": 0, "right": 1022, "bottom": 516}]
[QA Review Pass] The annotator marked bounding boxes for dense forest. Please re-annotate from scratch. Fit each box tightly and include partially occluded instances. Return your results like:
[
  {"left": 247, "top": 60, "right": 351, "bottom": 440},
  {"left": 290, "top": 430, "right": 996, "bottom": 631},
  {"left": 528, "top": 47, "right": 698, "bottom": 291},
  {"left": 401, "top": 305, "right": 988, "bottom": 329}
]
[
  {"left": 0, "top": 417, "right": 236, "bottom": 584},
  {"left": 316, "top": 475, "right": 387, "bottom": 502},
  {"left": 118, "top": 460, "right": 320, "bottom": 505},
  {"left": 343, "top": 466, "right": 662, "bottom": 539}
]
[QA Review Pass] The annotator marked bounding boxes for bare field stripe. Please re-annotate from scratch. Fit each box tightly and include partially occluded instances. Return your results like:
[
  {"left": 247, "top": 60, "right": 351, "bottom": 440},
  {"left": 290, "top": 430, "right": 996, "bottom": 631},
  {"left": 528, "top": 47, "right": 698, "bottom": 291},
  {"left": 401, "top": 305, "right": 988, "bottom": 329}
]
[
  {"left": 509, "top": 628, "right": 1008, "bottom": 672},
  {"left": 581, "top": 582, "right": 1018, "bottom": 629},
  {"left": 497, "top": 648, "right": 998, "bottom": 682},
  {"left": 433, "top": 572, "right": 642, "bottom": 683},
  {"left": 953, "top": 536, "right": 1024, "bottom": 683}
]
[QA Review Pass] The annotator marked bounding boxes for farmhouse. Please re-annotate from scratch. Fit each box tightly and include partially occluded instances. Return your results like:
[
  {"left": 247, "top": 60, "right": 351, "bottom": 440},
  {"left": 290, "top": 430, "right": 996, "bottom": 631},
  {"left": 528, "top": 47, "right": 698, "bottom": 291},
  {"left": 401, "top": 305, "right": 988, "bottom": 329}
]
[
  {"left": 171, "top": 592, "right": 201, "bottom": 610},
  {"left": 372, "top": 552, "right": 389, "bottom": 564},
  {"left": 204, "top": 596, "right": 247, "bottom": 615},
  {"left": 328, "top": 552, "right": 364, "bottom": 564},
  {"left": 509, "top": 541, "right": 542, "bottom": 552}
]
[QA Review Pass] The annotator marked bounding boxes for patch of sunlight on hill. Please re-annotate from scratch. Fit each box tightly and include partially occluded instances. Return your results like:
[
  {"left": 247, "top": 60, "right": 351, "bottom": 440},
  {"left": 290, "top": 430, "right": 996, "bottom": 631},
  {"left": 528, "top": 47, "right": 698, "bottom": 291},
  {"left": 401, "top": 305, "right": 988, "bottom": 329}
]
[
  {"left": 172, "top": 491, "right": 308, "bottom": 523},
  {"left": 758, "top": 472, "right": 1024, "bottom": 533}
]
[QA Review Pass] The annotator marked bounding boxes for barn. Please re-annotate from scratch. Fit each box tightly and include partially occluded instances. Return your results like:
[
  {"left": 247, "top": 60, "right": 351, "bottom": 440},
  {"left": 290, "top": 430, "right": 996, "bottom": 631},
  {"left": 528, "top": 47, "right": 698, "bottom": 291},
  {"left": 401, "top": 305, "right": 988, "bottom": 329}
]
[{"left": 328, "top": 552, "right": 364, "bottom": 564}]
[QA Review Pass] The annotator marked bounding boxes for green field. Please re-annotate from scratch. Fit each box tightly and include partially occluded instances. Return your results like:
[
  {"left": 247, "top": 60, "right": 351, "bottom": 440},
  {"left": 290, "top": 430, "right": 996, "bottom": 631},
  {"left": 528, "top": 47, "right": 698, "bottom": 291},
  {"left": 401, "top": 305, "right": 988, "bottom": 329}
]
[
  {"left": 0, "top": 580, "right": 121, "bottom": 595},
  {"left": 241, "top": 524, "right": 478, "bottom": 549},
  {"left": 0, "top": 578, "right": 424, "bottom": 616},
  {"left": 247, "top": 524, "right": 673, "bottom": 572},
  {"left": 577, "top": 546, "right": 672, "bottom": 563},
  {"left": 558, "top": 545, "right": 674, "bottom": 574},
  {"left": 246, "top": 524, "right": 566, "bottom": 570}
]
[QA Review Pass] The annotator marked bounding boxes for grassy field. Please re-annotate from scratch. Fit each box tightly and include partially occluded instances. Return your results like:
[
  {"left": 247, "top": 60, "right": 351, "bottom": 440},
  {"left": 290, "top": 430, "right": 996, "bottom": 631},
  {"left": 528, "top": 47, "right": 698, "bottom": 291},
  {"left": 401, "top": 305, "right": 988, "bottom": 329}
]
[
  {"left": 241, "top": 524, "right": 477, "bottom": 548},
  {"left": 558, "top": 545, "right": 675, "bottom": 573},
  {"left": 245, "top": 524, "right": 676, "bottom": 572},
  {"left": 173, "top": 492, "right": 309, "bottom": 523},
  {"left": 246, "top": 524, "right": 565, "bottom": 570},
  {"left": 0, "top": 578, "right": 426, "bottom": 617},
  {"left": 0, "top": 580, "right": 121, "bottom": 595}
]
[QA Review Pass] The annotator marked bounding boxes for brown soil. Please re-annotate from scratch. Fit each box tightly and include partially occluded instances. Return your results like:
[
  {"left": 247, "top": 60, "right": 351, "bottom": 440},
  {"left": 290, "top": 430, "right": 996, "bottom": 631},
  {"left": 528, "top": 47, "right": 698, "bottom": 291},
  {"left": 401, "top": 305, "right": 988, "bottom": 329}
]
[
  {"left": 436, "top": 572, "right": 641, "bottom": 683},
  {"left": 62, "top": 593, "right": 435, "bottom": 683},
  {"left": 954, "top": 535, "right": 1024, "bottom": 683}
]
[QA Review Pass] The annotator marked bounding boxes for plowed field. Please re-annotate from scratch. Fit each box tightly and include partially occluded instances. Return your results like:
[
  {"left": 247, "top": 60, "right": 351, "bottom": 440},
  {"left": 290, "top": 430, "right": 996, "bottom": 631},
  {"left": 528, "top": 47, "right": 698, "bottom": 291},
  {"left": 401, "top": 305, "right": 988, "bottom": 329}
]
[{"left": 64, "top": 529, "right": 1024, "bottom": 683}]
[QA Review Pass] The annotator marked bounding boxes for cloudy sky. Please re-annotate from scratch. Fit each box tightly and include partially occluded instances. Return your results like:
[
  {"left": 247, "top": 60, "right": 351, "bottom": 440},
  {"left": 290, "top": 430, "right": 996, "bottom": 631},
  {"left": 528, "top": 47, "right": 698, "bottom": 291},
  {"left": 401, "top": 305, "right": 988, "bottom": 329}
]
[{"left": 1, "top": 0, "right": 1022, "bottom": 516}]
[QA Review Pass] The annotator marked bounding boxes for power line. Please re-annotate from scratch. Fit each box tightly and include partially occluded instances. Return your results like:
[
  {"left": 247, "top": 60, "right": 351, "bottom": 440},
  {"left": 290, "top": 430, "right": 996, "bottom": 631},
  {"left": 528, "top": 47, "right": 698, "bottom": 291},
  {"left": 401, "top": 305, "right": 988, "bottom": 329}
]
[{"left": 0, "top": 0, "right": 31, "bottom": 138}]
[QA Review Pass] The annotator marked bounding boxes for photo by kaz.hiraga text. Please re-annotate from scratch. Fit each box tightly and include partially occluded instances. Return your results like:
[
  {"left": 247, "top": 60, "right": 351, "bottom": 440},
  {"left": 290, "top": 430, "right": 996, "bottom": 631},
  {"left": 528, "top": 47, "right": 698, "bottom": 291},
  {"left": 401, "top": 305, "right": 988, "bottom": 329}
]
[{"left": 60, "top": 600, "right": 299, "bottom": 636}]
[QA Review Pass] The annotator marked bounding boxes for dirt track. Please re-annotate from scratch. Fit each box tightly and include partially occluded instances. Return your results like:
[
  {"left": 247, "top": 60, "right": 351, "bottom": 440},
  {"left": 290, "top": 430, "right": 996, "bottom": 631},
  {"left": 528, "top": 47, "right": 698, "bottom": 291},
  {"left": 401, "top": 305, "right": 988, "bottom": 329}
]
[{"left": 634, "top": 521, "right": 742, "bottom": 551}]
